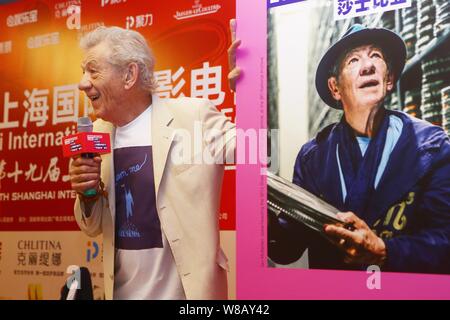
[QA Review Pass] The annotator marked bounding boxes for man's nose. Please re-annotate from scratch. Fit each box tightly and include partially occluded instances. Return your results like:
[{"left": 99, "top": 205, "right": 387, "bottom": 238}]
[
  {"left": 360, "top": 57, "right": 376, "bottom": 75},
  {"left": 78, "top": 73, "right": 92, "bottom": 91}
]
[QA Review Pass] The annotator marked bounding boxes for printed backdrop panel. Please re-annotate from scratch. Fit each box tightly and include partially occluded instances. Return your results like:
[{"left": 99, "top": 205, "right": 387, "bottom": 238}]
[
  {"left": 0, "top": 0, "right": 236, "bottom": 300},
  {"left": 0, "top": 0, "right": 235, "bottom": 231}
]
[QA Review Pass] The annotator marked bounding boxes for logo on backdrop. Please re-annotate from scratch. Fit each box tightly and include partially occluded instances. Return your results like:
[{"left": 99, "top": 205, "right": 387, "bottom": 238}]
[
  {"left": 16, "top": 240, "right": 63, "bottom": 268},
  {"left": 6, "top": 9, "right": 38, "bottom": 28},
  {"left": 0, "top": 41, "right": 12, "bottom": 55},
  {"left": 27, "top": 32, "right": 60, "bottom": 49},
  {"left": 101, "top": 0, "right": 127, "bottom": 8},
  {"left": 86, "top": 241, "right": 99, "bottom": 262},
  {"left": 126, "top": 13, "right": 153, "bottom": 29},
  {"left": 27, "top": 283, "right": 43, "bottom": 300},
  {"left": 174, "top": 0, "right": 221, "bottom": 20}
]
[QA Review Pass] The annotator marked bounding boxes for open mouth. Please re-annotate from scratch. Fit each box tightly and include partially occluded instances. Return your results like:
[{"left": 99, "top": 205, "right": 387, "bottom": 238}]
[
  {"left": 359, "top": 80, "right": 379, "bottom": 89},
  {"left": 89, "top": 94, "right": 100, "bottom": 101}
]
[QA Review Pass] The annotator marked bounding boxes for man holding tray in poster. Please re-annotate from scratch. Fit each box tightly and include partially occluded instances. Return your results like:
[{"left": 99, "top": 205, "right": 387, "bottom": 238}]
[
  {"left": 69, "top": 26, "right": 236, "bottom": 300},
  {"left": 268, "top": 25, "right": 450, "bottom": 274}
]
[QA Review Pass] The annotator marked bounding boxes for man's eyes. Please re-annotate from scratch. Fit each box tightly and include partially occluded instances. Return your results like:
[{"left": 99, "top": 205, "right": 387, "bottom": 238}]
[
  {"left": 83, "top": 69, "right": 99, "bottom": 75},
  {"left": 347, "top": 52, "right": 382, "bottom": 64},
  {"left": 371, "top": 52, "right": 382, "bottom": 58}
]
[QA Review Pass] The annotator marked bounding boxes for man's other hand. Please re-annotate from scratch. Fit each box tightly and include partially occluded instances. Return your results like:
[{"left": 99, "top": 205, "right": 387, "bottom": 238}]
[
  {"left": 228, "top": 18, "right": 241, "bottom": 92},
  {"left": 324, "top": 211, "right": 387, "bottom": 266}
]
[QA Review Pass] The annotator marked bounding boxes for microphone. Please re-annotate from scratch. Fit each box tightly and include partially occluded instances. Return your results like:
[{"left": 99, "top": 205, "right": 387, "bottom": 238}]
[
  {"left": 77, "top": 117, "right": 97, "bottom": 197},
  {"left": 62, "top": 118, "right": 111, "bottom": 195}
]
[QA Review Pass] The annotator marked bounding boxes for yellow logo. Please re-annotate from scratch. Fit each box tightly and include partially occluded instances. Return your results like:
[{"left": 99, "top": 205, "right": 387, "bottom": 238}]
[
  {"left": 27, "top": 284, "right": 43, "bottom": 300},
  {"left": 373, "top": 192, "right": 415, "bottom": 238}
]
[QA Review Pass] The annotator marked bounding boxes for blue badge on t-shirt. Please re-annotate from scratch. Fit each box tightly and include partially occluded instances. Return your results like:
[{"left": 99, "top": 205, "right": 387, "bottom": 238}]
[{"left": 114, "top": 146, "right": 163, "bottom": 250}]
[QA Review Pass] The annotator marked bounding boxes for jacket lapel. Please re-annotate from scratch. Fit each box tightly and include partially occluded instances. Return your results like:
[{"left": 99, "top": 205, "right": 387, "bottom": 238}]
[
  {"left": 151, "top": 95, "right": 175, "bottom": 199},
  {"left": 95, "top": 120, "right": 116, "bottom": 220},
  {"left": 314, "top": 124, "right": 351, "bottom": 211},
  {"left": 321, "top": 141, "right": 346, "bottom": 210},
  {"left": 365, "top": 123, "right": 436, "bottom": 225}
]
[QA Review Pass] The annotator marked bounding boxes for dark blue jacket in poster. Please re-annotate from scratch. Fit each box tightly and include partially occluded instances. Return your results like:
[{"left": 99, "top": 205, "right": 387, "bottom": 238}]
[{"left": 269, "top": 110, "right": 450, "bottom": 274}]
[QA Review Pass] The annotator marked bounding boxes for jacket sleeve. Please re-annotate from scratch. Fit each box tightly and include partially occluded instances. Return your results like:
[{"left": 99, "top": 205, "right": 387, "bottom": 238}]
[
  {"left": 72, "top": 120, "right": 112, "bottom": 238},
  {"left": 199, "top": 100, "right": 236, "bottom": 165},
  {"left": 71, "top": 154, "right": 104, "bottom": 238},
  {"left": 74, "top": 196, "right": 104, "bottom": 238},
  {"left": 268, "top": 146, "right": 314, "bottom": 265},
  {"left": 383, "top": 142, "right": 450, "bottom": 274}
]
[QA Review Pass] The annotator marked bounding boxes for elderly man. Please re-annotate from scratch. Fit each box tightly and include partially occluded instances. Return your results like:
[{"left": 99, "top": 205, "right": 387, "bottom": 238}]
[
  {"left": 69, "top": 26, "right": 235, "bottom": 300},
  {"left": 269, "top": 24, "right": 450, "bottom": 274}
]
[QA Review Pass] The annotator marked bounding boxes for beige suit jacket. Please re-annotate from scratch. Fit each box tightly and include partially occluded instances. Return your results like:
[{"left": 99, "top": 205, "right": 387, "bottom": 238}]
[{"left": 74, "top": 95, "right": 236, "bottom": 300}]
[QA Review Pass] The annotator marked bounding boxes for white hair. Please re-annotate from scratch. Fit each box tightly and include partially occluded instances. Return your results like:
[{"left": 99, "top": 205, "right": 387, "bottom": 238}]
[{"left": 80, "top": 26, "right": 157, "bottom": 93}]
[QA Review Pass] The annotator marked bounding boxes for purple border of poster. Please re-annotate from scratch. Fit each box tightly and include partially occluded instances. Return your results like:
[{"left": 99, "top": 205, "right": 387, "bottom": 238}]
[
  {"left": 267, "top": 0, "right": 306, "bottom": 8},
  {"left": 236, "top": 0, "right": 450, "bottom": 300}
]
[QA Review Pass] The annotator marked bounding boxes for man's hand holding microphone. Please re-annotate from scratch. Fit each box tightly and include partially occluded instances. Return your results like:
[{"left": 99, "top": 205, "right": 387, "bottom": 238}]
[{"left": 63, "top": 117, "right": 111, "bottom": 216}]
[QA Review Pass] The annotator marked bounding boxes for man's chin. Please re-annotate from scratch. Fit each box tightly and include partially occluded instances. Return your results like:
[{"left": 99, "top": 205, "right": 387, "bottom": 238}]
[
  {"left": 93, "top": 109, "right": 106, "bottom": 121},
  {"left": 358, "top": 94, "right": 385, "bottom": 107}
]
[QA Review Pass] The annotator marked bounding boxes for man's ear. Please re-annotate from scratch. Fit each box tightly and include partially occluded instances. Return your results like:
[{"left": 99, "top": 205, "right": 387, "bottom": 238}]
[
  {"left": 328, "top": 77, "right": 341, "bottom": 101},
  {"left": 386, "top": 72, "right": 394, "bottom": 92},
  {"left": 124, "top": 62, "right": 139, "bottom": 90}
]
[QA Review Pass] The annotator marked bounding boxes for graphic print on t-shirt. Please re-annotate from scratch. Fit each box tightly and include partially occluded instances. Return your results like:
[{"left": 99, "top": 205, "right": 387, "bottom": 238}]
[{"left": 114, "top": 146, "right": 163, "bottom": 250}]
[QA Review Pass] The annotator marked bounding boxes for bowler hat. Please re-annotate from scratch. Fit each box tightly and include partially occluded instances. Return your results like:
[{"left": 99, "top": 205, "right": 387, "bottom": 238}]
[{"left": 315, "top": 24, "right": 406, "bottom": 109}]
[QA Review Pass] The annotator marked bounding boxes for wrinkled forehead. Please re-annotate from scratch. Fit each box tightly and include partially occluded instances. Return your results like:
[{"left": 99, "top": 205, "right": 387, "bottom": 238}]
[
  {"left": 332, "top": 43, "right": 389, "bottom": 77},
  {"left": 81, "top": 41, "right": 110, "bottom": 68},
  {"left": 343, "top": 43, "right": 386, "bottom": 60}
]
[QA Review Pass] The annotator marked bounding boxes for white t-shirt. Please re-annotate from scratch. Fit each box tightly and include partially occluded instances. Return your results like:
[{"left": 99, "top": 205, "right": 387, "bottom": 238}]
[{"left": 112, "top": 105, "right": 185, "bottom": 300}]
